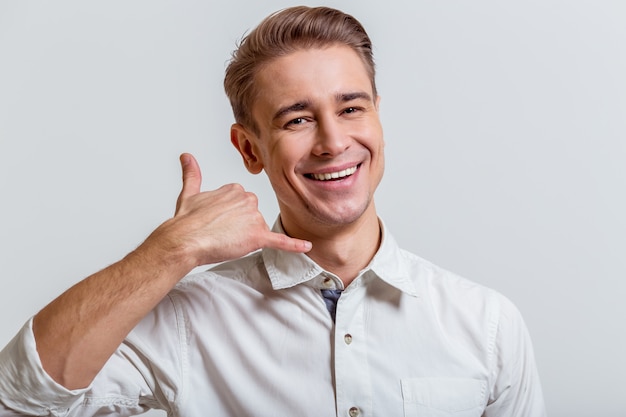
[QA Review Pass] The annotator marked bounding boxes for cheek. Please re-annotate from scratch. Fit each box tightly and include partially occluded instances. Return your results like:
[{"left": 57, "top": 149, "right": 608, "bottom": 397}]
[
  {"left": 362, "top": 127, "right": 385, "bottom": 157},
  {"left": 271, "top": 139, "right": 309, "bottom": 165},
  {"left": 356, "top": 116, "right": 383, "bottom": 142}
]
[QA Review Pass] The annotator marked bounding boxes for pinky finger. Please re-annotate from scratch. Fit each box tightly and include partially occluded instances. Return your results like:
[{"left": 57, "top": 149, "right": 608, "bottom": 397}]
[{"left": 264, "top": 232, "right": 312, "bottom": 253}]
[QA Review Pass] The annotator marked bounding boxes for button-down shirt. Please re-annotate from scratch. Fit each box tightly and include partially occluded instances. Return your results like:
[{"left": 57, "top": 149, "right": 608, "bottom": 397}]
[{"left": 0, "top": 220, "right": 546, "bottom": 416}]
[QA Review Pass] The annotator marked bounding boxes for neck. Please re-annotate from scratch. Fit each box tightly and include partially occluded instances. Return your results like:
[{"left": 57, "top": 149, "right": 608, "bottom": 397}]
[{"left": 280, "top": 206, "right": 381, "bottom": 287}]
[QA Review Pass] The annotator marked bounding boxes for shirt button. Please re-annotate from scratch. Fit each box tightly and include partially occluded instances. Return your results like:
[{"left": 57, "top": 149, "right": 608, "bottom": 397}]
[
  {"left": 344, "top": 334, "right": 353, "bottom": 345},
  {"left": 322, "top": 277, "right": 334, "bottom": 288},
  {"left": 349, "top": 406, "right": 360, "bottom": 417}
]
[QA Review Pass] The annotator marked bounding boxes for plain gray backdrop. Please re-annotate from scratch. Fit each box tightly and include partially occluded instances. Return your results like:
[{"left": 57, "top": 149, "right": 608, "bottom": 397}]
[{"left": 1, "top": 1, "right": 625, "bottom": 416}]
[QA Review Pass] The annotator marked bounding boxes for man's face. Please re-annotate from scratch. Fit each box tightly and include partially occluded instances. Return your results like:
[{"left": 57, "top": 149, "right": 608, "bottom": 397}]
[{"left": 232, "top": 45, "right": 384, "bottom": 236}]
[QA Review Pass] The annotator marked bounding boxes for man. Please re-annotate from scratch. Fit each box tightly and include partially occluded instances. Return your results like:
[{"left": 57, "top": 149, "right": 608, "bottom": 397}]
[{"left": 0, "top": 6, "right": 546, "bottom": 416}]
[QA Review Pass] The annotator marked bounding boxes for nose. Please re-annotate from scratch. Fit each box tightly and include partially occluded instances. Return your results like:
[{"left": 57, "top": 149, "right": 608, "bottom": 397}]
[{"left": 312, "top": 116, "right": 350, "bottom": 157}]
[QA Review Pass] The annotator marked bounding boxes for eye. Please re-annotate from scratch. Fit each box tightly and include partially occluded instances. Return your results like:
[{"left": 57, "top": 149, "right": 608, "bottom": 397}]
[
  {"left": 284, "top": 117, "right": 309, "bottom": 129},
  {"left": 342, "top": 107, "right": 362, "bottom": 115}
]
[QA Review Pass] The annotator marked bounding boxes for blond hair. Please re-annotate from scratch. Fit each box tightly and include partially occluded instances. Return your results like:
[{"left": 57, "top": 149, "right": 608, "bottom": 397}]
[{"left": 224, "top": 6, "right": 376, "bottom": 132}]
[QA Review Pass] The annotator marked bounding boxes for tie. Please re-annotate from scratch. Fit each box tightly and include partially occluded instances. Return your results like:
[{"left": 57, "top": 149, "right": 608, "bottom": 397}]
[{"left": 320, "top": 289, "right": 343, "bottom": 322}]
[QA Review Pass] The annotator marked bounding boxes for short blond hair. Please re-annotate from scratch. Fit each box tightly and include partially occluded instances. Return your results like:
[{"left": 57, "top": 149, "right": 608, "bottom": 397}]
[{"left": 224, "top": 6, "right": 377, "bottom": 132}]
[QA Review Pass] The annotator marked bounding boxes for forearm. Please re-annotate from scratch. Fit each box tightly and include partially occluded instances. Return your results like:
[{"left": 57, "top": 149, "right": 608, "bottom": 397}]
[{"left": 32, "top": 226, "right": 194, "bottom": 390}]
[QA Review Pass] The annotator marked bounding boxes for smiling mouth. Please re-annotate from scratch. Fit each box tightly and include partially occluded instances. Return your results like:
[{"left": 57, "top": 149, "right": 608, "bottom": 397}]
[{"left": 305, "top": 164, "right": 359, "bottom": 181}]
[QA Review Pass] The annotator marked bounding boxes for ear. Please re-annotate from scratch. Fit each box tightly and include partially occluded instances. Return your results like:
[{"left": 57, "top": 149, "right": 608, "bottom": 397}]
[
  {"left": 375, "top": 96, "right": 385, "bottom": 147},
  {"left": 230, "top": 124, "right": 264, "bottom": 174}
]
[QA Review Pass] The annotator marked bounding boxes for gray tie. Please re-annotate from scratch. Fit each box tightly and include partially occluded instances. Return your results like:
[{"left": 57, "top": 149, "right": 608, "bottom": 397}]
[{"left": 320, "top": 289, "right": 342, "bottom": 322}]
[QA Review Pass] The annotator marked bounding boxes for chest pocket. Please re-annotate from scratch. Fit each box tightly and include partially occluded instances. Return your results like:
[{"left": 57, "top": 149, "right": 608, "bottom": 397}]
[{"left": 401, "top": 377, "right": 487, "bottom": 417}]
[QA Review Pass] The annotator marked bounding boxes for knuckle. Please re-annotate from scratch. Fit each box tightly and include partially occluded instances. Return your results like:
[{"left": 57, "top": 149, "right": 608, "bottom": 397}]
[
  {"left": 183, "top": 169, "right": 200, "bottom": 180},
  {"left": 223, "top": 183, "right": 244, "bottom": 192},
  {"left": 244, "top": 192, "right": 258, "bottom": 205}
]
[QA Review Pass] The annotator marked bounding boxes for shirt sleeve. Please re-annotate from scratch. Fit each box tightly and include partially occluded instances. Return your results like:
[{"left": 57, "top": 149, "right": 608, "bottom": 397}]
[
  {"left": 485, "top": 295, "right": 547, "bottom": 417},
  {"left": 0, "top": 318, "right": 90, "bottom": 416},
  {"left": 0, "top": 294, "right": 184, "bottom": 416}
]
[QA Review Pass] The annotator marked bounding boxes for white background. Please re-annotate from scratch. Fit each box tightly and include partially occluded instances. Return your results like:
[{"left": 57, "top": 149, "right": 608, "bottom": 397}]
[{"left": 1, "top": 1, "right": 625, "bottom": 416}]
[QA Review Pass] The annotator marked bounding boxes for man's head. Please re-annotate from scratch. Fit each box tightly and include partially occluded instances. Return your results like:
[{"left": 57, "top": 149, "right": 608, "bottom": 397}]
[
  {"left": 224, "top": 6, "right": 377, "bottom": 133},
  {"left": 226, "top": 6, "right": 384, "bottom": 236}
]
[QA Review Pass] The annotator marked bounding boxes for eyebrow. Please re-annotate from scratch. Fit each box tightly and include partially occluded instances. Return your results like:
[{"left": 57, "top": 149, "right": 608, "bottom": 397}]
[
  {"left": 271, "top": 91, "right": 373, "bottom": 122},
  {"left": 272, "top": 101, "right": 312, "bottom": 122},
  {"left": 338, "top": 91, "right": 372, "bottom": 103}
]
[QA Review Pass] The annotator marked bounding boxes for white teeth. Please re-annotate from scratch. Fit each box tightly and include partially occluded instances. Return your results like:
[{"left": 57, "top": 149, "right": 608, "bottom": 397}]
[{"left": 311, "top": 166, "right": 357, "bottom": 181}]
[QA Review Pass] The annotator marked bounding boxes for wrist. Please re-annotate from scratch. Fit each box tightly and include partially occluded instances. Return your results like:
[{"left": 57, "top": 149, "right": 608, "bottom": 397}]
[{"left": 132, "top": 219, "right": 199, "bottom": 280}]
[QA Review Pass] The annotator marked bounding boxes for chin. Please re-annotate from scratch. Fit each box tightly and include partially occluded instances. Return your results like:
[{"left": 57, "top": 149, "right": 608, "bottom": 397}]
[{"left": 307, "top": 201, "right": 373, "bottom": 227}]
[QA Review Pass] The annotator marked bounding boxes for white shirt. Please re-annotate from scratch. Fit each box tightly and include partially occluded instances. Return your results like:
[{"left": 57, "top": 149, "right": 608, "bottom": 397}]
[{"left": 0, "top": 220, "right": 546, "bottom": 416}]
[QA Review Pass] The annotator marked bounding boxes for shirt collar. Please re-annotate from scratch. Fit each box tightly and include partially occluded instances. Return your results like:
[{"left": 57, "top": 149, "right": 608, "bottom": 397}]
[{"left": 262, "top": 217, "right": 418, "bottom": 297}]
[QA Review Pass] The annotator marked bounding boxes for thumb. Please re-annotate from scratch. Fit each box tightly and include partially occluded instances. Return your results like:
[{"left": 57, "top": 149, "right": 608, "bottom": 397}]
[{"left": 176, "top": 153, "right": 202, "bottom": 213}]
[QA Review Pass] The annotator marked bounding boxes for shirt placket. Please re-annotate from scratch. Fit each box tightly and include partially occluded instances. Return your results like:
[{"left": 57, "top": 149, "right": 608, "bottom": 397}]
[{"left": 333, "top": 281, "right": 372, "bottom": 417}]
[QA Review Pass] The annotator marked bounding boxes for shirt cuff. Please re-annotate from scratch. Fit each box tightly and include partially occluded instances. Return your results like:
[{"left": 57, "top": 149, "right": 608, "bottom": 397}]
[{"left": 0, "top": 318, "right": 90, "bottom": 416}]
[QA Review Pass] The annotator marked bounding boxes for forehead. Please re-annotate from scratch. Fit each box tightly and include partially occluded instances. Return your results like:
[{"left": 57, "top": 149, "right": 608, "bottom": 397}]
[{"left": 252, "top": 45, "right": 374, "bottom": 119}]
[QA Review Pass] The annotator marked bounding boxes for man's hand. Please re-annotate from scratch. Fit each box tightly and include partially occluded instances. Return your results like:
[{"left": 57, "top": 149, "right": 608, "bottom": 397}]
[
  {"left": 145, "top": 153, "right": 312, "bottom": 270},
  {"left": 32, "top": 153, "right": 311, "bottom": 390}
]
